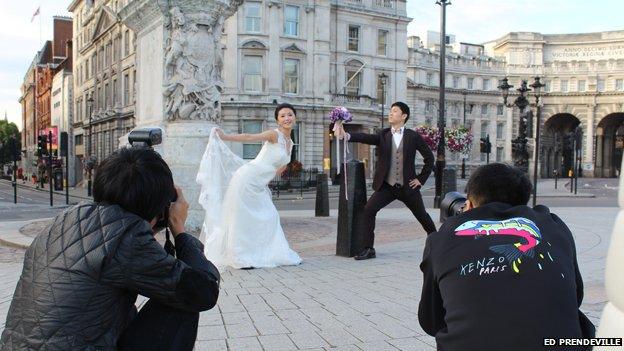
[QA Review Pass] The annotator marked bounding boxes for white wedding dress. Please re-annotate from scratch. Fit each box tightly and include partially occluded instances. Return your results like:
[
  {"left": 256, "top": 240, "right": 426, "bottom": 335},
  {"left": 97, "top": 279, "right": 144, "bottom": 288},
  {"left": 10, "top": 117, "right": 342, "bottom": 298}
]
[{"left": 196, "top": 127, "right": 302, "bottom": 269}]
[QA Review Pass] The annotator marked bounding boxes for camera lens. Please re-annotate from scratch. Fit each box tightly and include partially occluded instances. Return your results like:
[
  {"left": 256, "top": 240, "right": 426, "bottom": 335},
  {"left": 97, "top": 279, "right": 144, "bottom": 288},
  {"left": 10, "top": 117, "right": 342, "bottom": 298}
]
[{"left": 440, "top": 191, "right": 467, "bottom": 222}]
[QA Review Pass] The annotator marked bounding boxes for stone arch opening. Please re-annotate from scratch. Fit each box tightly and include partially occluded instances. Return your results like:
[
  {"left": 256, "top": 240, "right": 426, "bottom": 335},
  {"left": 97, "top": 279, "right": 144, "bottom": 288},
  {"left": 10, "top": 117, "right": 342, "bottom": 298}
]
[
  {"left": 596, "top": 113, "right": 624, "bottom": 177},
  {"left": 540, "top": 113, "right": 581, "bottom": 178}
]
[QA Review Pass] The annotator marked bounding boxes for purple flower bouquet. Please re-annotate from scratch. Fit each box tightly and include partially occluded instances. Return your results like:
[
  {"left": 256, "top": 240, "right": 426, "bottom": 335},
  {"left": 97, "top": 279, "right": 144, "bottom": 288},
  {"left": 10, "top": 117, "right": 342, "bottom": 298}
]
[{"left": 329, "top": 106, "right": 353, "bottom": 124}]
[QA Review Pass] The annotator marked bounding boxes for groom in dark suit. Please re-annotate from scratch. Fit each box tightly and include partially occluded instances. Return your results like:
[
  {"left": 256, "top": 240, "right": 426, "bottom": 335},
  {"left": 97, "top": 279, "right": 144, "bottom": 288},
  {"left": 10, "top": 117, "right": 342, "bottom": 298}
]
[{"left": 336, "top": 101, "right": 437, "bottom": 260}]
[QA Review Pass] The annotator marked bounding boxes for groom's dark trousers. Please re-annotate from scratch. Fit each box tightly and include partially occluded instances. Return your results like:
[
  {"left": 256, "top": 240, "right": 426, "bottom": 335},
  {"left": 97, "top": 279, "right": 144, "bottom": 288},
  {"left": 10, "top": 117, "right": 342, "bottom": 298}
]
[{"left": 348, "top": 128, "right": 437, "bottom": 248}]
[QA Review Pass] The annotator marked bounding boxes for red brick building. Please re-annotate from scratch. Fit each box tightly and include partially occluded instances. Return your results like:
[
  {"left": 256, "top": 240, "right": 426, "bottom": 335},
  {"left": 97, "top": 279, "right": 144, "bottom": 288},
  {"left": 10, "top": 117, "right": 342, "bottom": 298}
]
[{"left": 35, "top": 17, "right": 72, "bottom": 134}]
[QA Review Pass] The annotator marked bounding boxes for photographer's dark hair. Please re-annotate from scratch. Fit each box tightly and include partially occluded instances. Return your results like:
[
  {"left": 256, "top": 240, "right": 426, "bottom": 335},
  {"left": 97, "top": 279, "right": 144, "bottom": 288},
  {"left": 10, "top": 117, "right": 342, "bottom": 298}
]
[
  {"left": 93, "top": 147, "right": 176, "bottom": 222},
  {"left": 465, "top": 163, "right": 532, "bottom": 207},
  {"left": 274, "top": 103, "right": 297, "bottom": 120},
  {"left": 391, "top": 101, "right": 410, "bottom": 123}
]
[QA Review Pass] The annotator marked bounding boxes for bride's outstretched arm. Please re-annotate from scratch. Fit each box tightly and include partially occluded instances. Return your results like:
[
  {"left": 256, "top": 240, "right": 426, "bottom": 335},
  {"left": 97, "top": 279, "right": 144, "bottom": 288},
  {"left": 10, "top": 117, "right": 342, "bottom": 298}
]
[{"left": 216, "top": 128, "right": 278, "bottom": 144}]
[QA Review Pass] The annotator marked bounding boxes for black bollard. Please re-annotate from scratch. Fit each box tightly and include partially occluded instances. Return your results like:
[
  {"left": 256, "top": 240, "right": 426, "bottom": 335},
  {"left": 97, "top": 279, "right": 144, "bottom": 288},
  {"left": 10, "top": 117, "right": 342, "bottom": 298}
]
[
  {"left": 336, "top": 160, "right": 367, "bottom": 257},
  {"left": 315, "top": 173, "right": 329, "bottom": 217}
]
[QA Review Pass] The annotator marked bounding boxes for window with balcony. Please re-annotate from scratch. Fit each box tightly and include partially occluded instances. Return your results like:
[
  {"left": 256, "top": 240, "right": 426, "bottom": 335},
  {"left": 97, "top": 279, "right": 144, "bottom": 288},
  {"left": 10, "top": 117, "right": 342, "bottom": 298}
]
[
  {"left": 481, "top": 104, "right": 488, "bottom": 115},
  {"left": 597, "top": 79, "right": 605, "bottom": 92},
  {"left": 284, "top": 6, "right": 298, "bottom": 36},
  {"left": 497, "top": 104, "right": 504, "bottom": 115},
  {"left": 467, "top": 77, "right": 474, "bottom": 90},
  {"left": 283, "top": 58, "right": 299, "bottom": 94},
  {"left": 243, "top": 55, "right": 263, "bottom": 92},
  {"left": 345, "top": 69, "right": 361, "bottom": 96},
  {"left": 245, "top": 3, "right": 261, "bottom": 33},
  {"left": 578, "top": 80, "right": 586, "bottom": 92},
  {"left": 616, "top": 79, "right": 624, "bottom": 91},
  {"left": 348, "top": 25, "right": 360, "bottom": 52},
  {"left": 426, "top": 73, "right": 433, "bottom": 86},
  {"left": 452, "top": 76, "right": 459, "bottom": 88},
  {"left": 242, "top": 121, "right": 263, "bottom": 159}
]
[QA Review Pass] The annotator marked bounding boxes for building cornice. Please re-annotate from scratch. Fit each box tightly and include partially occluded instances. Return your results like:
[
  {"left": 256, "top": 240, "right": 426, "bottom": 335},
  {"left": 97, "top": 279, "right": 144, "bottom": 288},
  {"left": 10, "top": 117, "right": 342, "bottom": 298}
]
[{"left": 409, "top": 84, "right": 503, "bottom": 97}]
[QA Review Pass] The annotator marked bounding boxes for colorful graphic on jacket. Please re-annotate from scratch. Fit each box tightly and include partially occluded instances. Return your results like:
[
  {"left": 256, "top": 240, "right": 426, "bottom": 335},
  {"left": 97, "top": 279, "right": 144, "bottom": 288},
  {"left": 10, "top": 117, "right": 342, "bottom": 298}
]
[{"left": 455, "top": 217, "right": 553, "bottom": 273}]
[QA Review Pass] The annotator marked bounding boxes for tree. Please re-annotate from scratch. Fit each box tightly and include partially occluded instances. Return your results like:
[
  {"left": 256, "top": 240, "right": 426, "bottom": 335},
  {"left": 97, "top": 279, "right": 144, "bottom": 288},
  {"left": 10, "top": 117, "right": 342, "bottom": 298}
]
[{"left": 0, "top": 120, "right": 21, "bottom": 167}]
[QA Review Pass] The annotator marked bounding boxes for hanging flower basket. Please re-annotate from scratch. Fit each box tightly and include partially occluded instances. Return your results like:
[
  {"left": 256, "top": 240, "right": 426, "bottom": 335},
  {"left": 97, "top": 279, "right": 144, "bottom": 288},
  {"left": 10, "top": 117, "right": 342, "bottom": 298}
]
[
  {"left": 445, "top": 126, "right": 474, "bottom": 155},
  {"left": 415, "top": 125, "right": 441, "bottom": 152}
]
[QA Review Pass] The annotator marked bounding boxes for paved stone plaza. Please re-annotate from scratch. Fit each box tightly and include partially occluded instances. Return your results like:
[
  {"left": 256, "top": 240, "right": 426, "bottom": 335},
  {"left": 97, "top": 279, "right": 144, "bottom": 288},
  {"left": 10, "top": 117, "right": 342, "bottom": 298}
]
[{"left": 0, "top": 205, "right": 616, "bottom": 350}]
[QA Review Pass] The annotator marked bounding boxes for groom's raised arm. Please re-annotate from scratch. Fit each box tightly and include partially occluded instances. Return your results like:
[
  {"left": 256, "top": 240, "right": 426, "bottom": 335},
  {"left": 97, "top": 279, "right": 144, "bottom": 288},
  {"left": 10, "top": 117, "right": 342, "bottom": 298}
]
[{"left": 346, "top": 132, "right": 381, "bottom": 146}]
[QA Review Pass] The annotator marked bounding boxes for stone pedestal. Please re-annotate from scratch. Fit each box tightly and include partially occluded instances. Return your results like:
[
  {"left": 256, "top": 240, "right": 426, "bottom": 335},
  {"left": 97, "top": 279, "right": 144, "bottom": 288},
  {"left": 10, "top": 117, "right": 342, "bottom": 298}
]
[{"left": 120, "top": 0, "right": 242, "bottom": 233}]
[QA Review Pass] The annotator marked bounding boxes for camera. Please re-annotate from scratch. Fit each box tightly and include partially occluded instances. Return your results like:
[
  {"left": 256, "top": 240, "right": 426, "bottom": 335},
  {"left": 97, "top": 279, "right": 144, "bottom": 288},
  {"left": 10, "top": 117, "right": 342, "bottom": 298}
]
[
  {"left": 128, "top": 128, "right": 163, "bottom": 148},
  {"left": 127, "top": 128, "right": 176, "bottom": 231},
  {"left": 439, "top": 191, "right": 467, "bottom": 223}
]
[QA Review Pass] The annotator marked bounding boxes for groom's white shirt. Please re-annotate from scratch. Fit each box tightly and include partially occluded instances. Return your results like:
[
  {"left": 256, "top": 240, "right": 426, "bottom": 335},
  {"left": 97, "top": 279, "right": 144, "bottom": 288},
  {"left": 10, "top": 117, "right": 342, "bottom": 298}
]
[{"left": 392, "top": 126, "right": 404, "bottom": 148}]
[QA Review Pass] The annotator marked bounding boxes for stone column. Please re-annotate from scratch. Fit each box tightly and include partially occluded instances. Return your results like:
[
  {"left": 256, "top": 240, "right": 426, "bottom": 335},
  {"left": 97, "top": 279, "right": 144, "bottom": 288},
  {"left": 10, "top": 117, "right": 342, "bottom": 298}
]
[
  {"left": 120, "top": 0, "right": 242, "bottom": 233},
  {"left": 584, "top": 104, "right": 596, "bottom": 177}
]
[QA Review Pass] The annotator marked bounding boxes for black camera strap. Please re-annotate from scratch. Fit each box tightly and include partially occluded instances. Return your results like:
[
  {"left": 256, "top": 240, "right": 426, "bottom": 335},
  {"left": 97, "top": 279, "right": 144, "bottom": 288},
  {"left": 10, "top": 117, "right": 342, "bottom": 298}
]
[{"left": 164, "top": 228, "right": 176, "bottom": 257}]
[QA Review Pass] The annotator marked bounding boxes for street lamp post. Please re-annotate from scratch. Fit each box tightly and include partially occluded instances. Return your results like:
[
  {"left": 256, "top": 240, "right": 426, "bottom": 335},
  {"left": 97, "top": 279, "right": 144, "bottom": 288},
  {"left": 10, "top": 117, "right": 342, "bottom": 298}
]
[
  {"left": 529, "top": 77, "right": 544, "bottom": 207},
  {"left": 86, "top": 96, "right": 94, "bottom": 197},
  {"left": 434, "top": 0, "right": 450, "bottom": 208},
  {"left": 498, "top": 76, "right": 543, "bottom": 206},
  {"left": 379, "top": 73, "right": 388, "bottom": 130},
  {"left": 461, "top": 90, "right": 467, "bottom": 179}
]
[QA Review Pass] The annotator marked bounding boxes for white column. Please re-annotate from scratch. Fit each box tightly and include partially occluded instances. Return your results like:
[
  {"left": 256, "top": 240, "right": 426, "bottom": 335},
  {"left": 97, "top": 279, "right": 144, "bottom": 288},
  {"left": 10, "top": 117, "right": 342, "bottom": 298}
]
[{"left": 584, "top": 104, "right": 596, "bottom": 176}]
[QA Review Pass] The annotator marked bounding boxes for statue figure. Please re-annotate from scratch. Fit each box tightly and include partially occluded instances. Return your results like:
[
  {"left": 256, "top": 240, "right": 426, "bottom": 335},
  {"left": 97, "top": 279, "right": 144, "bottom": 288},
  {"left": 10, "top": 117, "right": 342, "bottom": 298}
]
[{"left": 162, "top": 2, "right": 242, "bottom": 123}]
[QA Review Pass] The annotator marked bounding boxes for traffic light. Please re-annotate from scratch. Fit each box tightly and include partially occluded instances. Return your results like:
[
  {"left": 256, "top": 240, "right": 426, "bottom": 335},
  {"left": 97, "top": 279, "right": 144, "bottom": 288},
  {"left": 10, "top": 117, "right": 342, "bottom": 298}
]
[
  {"left": 37, "top": 135, "right": 48, "bottom": 156},
  {"left": 479, "top": 136, "right": 491, "bottom": 154}
]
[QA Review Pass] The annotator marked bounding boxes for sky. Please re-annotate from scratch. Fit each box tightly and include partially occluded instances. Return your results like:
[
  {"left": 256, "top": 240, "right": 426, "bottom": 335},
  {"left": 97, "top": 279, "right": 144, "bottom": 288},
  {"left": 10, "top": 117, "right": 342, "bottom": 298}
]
[{"left": 0, "top": 0, "right": 623, "bottom": 131}]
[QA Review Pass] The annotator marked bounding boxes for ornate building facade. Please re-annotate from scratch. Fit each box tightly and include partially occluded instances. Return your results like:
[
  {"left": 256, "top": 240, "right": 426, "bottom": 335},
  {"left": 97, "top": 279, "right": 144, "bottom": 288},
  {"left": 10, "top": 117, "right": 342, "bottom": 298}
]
[
  {"left": 219, "top": 0, "right": 410, "bottom": 177},
  {"left": 68, "top": 0, "right": 136, "bottom": 186},
  {"left": 485, "top": 31, "right": 624, "bottom": 178},
  {"left": 406, "top": 36, "right": 508, "bottom": 173},
  {"left": 19, "top": 55, "right": 39, "bottom": 177},
  {"left": 51, "top": 41, "right": 75, "bottom": 185}
]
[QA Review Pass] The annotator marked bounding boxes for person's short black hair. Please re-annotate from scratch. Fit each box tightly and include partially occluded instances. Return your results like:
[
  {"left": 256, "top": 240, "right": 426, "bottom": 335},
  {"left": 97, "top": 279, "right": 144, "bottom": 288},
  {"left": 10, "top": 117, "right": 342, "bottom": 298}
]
[
  {"left": 465, "top": 163, "right": 532, "bottom": 207},
  {"left": 391, "top": 101, "right": 410, "bottom": 123},
  {"left": 93, "top": 147, "right": 176, "bottom": 222},
  {"left": 274, "top": 103, "right": 297, "bottom": 120}
]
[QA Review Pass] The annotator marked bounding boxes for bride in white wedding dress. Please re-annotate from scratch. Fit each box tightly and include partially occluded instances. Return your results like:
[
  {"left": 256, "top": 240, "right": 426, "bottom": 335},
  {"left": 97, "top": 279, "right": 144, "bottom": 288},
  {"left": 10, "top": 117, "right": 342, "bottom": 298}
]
[{"left": 196, "top": 103, "right": 302, "bottom": 269}]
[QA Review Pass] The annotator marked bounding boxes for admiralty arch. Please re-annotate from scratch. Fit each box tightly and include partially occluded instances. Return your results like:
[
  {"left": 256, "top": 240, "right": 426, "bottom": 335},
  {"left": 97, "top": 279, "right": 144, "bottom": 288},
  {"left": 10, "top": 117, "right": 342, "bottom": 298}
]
[{"left": 485, "top": 30, "right": 624, "bottom": 177}]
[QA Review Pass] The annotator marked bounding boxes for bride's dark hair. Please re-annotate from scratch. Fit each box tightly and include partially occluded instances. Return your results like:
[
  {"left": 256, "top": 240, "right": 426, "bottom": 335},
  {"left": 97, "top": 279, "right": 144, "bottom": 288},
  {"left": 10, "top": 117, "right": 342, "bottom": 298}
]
[{"left": 274, "top": 103, "right": 297, "bottom": 120}]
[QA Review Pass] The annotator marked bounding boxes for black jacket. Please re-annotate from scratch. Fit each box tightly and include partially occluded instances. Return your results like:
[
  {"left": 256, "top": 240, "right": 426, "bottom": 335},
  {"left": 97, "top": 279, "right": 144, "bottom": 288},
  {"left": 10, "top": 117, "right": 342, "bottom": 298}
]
[
  {"left": 348, "top": 128, "right": 434, "bottom": 192},
  {"left": 0, "top": 203, "right": 220, "bottom": 350},
  {"left": 418, "top": 203, "right": 595, "bottom": 351}
]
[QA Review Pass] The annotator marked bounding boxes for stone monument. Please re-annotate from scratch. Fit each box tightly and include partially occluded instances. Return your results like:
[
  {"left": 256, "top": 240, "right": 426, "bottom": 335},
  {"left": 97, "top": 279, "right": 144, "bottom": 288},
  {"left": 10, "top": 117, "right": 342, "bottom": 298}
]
[{"left": 119, "top": 0, "right": 243, "bottom": 232}]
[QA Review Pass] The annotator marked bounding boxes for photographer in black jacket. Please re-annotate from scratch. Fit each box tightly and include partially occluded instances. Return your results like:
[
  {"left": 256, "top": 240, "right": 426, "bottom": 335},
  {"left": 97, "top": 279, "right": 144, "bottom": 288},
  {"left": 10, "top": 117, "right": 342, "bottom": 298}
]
[
  {"left": 418, "top": 163, "right": 594, "bottom": 351},
  {"left": 1, "top": 147, "right": 220, "bottom": 351}
]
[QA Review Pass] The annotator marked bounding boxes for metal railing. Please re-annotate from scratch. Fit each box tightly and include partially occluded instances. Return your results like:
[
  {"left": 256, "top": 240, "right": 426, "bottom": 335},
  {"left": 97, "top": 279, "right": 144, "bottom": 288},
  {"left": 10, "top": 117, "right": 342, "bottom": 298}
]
[
  {"left": 269, "top": 167, "right": 320, "bottom": 199},
  {"left": 331, "top": 93, "right": 376, "bottom": 107},
  {"left": 373, "top": 0, "right": 394, "bottom": 8}
]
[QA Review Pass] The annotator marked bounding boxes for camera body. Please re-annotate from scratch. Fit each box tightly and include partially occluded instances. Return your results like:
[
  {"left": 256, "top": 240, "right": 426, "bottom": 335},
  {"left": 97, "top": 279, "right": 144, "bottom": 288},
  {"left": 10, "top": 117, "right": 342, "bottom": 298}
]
[
  {"left": 128, "top": 128, "right": 163, "bottom": 148},
  {"left": 126, "top": 127, "right": 176, "bottom": 231},
  {"left": 439, "top": 191, "right": 467, "bottom": 223}
]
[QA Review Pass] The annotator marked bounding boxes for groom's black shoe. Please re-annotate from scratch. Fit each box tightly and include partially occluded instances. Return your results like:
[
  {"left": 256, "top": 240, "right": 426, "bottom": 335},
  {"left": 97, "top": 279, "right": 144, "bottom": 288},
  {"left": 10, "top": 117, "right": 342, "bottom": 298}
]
[{"left": 354, "top": 247, "right": 376, "bottom": 260}]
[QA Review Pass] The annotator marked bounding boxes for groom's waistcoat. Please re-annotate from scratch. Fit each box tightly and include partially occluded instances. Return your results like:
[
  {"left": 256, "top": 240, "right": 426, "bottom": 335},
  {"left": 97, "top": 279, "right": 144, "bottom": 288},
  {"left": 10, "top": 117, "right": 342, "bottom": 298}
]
[{"left": 385, "top": 138, "right": 404, "bottom": 186}]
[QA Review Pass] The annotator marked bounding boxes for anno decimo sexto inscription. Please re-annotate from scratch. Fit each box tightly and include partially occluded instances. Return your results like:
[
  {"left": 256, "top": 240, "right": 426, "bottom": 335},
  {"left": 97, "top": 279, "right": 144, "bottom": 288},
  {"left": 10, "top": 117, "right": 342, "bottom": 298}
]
[{"left": 548, "top": 44, "right": 624, "bottom": 60}]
